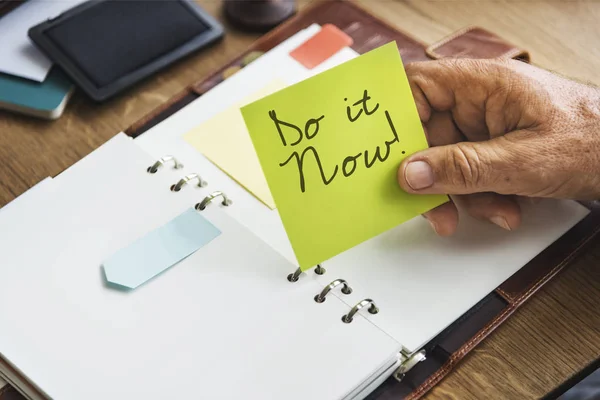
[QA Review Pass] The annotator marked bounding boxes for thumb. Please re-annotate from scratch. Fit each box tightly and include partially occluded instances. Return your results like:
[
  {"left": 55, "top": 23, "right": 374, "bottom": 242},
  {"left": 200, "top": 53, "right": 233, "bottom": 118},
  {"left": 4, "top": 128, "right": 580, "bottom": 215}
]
[{"left": 398, "top": 137, "right": 527, "bottom": 196}]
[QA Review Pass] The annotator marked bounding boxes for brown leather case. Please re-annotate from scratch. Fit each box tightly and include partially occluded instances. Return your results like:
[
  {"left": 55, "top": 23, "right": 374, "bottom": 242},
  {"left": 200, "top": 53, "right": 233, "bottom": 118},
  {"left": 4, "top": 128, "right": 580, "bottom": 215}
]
[
  {"left": 0, "top": 385, "right": 23, "bottom": 400},
  {"left": 0, "top": 1, "right": 597, "bottom": 400}
]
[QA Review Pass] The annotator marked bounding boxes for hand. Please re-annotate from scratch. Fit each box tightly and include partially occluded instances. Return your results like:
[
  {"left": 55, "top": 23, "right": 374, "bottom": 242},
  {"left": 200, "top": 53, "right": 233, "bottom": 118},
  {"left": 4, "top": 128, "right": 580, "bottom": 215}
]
[{"left": 397, "top": 58, "right": 600, "bottom": 236}]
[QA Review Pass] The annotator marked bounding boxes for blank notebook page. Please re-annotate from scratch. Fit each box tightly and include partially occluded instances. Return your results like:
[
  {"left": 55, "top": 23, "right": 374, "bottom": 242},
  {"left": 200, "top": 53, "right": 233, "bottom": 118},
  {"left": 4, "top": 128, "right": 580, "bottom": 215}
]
[{"left": 0, "top": 135, "right": 401, "bottom": 400}]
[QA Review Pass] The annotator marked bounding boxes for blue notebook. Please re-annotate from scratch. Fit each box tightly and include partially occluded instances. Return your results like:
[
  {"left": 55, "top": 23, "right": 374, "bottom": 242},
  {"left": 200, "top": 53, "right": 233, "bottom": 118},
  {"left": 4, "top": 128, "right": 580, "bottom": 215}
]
[{"left": 0, "top": 66, "right": 74, "bottom": 120}]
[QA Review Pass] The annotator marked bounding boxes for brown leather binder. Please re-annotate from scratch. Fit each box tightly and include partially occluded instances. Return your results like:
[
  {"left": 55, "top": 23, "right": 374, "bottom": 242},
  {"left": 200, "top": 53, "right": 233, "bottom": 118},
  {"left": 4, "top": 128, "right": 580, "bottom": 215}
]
[{"left": 1, "top": 1, "right": 598, "bottom": 400}]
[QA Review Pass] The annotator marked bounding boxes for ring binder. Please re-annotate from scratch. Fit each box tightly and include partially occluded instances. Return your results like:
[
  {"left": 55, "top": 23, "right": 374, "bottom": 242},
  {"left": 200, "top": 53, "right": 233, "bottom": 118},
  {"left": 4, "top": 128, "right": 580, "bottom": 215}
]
[
  {"left": 342, "top": 299, "right": 379, "bottom": 323},
  {"left": 314, "top": 279, "right": 352, "bottom": 303},
  {"left": 171, "top": 173, "right": 208, "bottom": 192},
  {"left": 287, "top": 268, "right": 302, "bottom": 282},
  {"left": 195, "top": 191, "right": 233, "bottom": 211},
  {"left": 393, "top": 350, "right": 426, "bottom": 382},
  {"left": 286, "top": 264, "right": 325, "bottom": 282},
  {"left": 147, "top": 155, "right": 184, "bottom": 173}
]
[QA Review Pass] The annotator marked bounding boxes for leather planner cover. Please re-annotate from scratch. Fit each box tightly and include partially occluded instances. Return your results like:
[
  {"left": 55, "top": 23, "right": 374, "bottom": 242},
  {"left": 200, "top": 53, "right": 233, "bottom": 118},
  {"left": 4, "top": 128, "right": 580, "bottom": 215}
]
[{"left": 1, "top": 1, "right": 599, "bottom": 399}]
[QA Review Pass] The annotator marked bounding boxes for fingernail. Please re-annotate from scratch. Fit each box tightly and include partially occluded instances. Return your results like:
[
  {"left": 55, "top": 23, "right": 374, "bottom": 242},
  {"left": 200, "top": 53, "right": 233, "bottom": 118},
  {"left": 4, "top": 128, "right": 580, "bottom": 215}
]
[
  {"left": 405, "top": 161, "right": 434, "bottom": 190},
  {"left": 427, "top": 219, "right": 440, "bottom": 234},
  {"left": 422, "top": 214, "right": 440, "bottom": 234},
  {"left": 490, "top": 216, "right": 511, "bottom": 231}
]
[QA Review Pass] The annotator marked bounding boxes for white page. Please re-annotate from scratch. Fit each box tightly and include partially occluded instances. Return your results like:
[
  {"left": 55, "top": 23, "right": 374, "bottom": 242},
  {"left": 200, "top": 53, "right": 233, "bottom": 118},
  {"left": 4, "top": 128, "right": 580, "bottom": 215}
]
[
  {"left": 133, "top": 24, "right": 591, "bottom": 353},
  {"left": 0, "top": 0, "right": 85, "bottom": 82},
  {"left": 0, "top": 133, "right": 401, "bottom": 399},
  {"left": 311, "top": 199, "right": 589, "bottom": 351},
  {"left": 0, "top": 176, "right": 53, "bottom": 214},
  {"left": 0, "top": 178, "right": 54, "bottom": 400},
  {"left": 0, "top": 133, "right": 190, "bottom": 399}
]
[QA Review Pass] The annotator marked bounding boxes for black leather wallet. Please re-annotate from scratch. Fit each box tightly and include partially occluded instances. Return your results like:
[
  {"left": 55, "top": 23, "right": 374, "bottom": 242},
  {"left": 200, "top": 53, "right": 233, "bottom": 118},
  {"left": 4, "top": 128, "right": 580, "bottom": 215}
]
[{"left": 28, "top": 0, "right": 223, "bottom": 102}]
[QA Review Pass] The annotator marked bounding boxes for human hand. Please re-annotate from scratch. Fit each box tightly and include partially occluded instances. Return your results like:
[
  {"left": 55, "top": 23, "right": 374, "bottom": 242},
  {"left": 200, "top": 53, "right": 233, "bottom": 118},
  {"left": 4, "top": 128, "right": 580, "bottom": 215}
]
[{"left": 397, "top": 58, "right": 600, "bottom": 236}]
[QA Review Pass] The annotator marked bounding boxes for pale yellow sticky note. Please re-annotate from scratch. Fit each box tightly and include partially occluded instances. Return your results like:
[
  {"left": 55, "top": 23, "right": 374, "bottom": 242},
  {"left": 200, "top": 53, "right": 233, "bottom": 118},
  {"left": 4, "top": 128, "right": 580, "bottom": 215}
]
[
  {"left": 241, "top": 42, "right": 449, "bottom": 270},
  {"left": 184, "top": 80, "right": 287, "bottom": 209}
]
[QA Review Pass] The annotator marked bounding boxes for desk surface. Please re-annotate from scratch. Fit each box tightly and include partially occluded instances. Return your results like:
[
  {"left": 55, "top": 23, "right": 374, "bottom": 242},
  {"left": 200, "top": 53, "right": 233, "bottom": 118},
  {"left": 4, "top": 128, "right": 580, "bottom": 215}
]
[{"left": 0, "top": 1, "right": 599, "bottom": 399}]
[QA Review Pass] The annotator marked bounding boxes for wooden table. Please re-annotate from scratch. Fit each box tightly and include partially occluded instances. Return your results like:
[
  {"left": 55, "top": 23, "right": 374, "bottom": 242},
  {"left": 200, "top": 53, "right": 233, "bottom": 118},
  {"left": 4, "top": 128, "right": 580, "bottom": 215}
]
[{"left": 1, "top": 1, "right": 599, "bottom": 399}]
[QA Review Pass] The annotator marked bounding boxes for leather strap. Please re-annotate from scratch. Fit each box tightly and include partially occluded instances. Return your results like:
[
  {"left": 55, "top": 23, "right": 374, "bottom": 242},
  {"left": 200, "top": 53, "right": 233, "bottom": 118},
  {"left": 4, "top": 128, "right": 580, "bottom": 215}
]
[{"left": 427, "top": 26, "right": 530, "bottom": 62}]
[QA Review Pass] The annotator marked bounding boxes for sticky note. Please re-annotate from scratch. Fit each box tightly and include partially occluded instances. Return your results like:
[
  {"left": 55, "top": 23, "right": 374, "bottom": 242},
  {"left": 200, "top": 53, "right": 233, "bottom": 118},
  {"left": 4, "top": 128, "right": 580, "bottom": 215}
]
[
  {"left": 102, "top": 208, "right": 221, "bottom": 289},
  {"left": 184, "top": 80, "right": 287, "bottom": 209},
  {"left": 290, "top": 24, "right": 353, "bottom": 69},
  {"left": 241, "top": 42, "right": 448, "bottom": 270}
]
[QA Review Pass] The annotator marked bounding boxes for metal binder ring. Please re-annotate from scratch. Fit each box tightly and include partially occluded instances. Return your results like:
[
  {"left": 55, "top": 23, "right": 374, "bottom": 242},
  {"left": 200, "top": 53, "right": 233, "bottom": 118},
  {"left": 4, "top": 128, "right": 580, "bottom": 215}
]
[
  {"left": 195, "top": 191, "right": 232, "bottom": 210},
  {"left": 314, "top": 279, "right": 352, "bottom": 303},
  {"left": 287, "top": 264, "right": 325, "bottom": 283},
  {"left": 341, "top": 299, "right": 379, "bottom": 323},
  {"left": 171, "top": 173, "right": 208, "bottom": 192},
  {"left": 147, "top": 155, "right": 184, "bottom": 173},
  {"left": 287, "top": 267, "right": 302, "bottom": 282},
  {"left": 393, "top": 350, "right": 426, "bottom": 382},
  {"left": 314, "top": 264, "right": 326, "bottom": 275}
]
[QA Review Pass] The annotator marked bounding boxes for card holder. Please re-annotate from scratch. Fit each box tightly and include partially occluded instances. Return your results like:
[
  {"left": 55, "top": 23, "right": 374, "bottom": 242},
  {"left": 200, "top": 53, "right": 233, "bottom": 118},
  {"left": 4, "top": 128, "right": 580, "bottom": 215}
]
[{"left": 28, "top": 0, "right": 224, "bottom": 101}]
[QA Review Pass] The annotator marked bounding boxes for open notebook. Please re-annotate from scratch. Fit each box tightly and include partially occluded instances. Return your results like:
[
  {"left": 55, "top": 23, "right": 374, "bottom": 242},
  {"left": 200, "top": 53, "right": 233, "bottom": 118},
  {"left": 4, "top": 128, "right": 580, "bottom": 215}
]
[
  {"left": 0, "top": 21, "right": 593, "bottom": 400},
  {"left": 0, "top": 134, "right": 402, "bottom": 400}
]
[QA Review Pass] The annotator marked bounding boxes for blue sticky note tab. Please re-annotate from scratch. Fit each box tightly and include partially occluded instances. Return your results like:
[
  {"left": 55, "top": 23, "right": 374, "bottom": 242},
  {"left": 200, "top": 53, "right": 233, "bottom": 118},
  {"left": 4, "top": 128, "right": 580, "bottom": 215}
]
[{"left": 102, "top": 208, "right": 221, "bottom": 290}]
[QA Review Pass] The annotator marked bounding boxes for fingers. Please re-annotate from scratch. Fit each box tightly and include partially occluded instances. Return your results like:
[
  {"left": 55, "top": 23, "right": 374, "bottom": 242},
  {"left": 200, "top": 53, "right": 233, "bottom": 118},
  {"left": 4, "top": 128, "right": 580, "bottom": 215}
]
[
  {"left": 459, "top": 193, "right": 522, "bottom": 231},
  {"left": 423, "top": 111, "right": 464, "bottom": 147},
  {"left": 406, "top": 59, "right": 498, "bottom": 138},
  {"left": 398, "top": 135, "right": 535, "bottom": 196},
  {"left": 423, "top": 201, "right": 459, "bottom": 236},
  {"left": 423, "top": 193, "right": 522, "bottom": 236},
  {"left": 405, "top": 59, "right": 537, "bottom": 140},
  {"left": 408, "top": 76, "right": 432, "bottom": 123}
]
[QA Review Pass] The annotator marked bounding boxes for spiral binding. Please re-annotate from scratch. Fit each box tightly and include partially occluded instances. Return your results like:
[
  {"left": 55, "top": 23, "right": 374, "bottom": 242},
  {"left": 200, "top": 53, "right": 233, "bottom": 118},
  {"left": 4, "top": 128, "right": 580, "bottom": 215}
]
[
  {"left": 171, "top": 173, "right": 208, "bottom": 192},
  {"left": 286, "top": 264, "right": 325, "bottom": 282},
  {"left": 195, "top": 191, "right": 233, "bottom": 211},
  {"left": 314, "top": 279, "right": 352, "bottom": 303},
  {"left": 292, "top": 268, "right": 380, "bottom": 323},
  {"left": 341, "top": 299, "right": 379, "bottom": 323},
  {"left": 147, "top": 155, "right": 184, "bottom": 173}
]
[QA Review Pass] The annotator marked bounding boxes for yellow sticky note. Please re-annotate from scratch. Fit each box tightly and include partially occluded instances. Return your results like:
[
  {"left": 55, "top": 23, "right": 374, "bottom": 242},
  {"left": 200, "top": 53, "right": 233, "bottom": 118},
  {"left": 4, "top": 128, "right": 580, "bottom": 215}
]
[
  {"left": 241, "top": 42, "right": 448, "bottom": 270},
  {"left": 183, "top": 80, "right": 287, "bottom": 209}
]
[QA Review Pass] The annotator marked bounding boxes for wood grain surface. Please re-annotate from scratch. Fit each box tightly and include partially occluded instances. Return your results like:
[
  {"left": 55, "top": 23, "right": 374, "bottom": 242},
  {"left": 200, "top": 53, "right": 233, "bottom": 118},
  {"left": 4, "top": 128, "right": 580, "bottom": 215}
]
[{"left": 0, "top": 1, "right": 599, "bottom": 399}]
